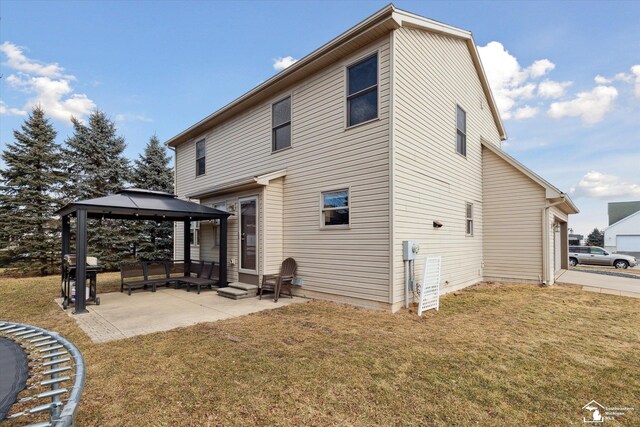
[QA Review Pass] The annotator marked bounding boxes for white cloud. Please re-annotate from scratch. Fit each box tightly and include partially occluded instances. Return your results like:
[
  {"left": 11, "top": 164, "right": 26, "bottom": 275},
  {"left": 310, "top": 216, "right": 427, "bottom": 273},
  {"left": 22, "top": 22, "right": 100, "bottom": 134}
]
[
  {"left": 547, "top": 85, "right": 617, "bottom": 124},
  {"left": 632, "top": 65, "right": 640, "bottom": 98},
  {"left": 0, "top": 100, "right": 26, "bottom": 116},
  {"left": 0, "top": 41, "right": 70, "bottom": 78},
  {"left": 513, "top": 105, "right": 539, "bottom": 120},
  {"left": 594, "top": 75, "right": 611, "bottom": 85},
  {"left": 115, "top": 113, "right": 153, "bottom": 123},
  {"left": 0, "top": 42, "right": 95, "bottom": 123},
  {"left": 571, "top": 171, "right": 640, "bottom": 199},
  {"left": 273, "top": 56, "right": 297, "bottom": 71},
  {"left": 478, "top": 41, "right": 560, "bottom": 120},
  {"left": 537, "top": 80, "right": 571, "bottom": 99}
]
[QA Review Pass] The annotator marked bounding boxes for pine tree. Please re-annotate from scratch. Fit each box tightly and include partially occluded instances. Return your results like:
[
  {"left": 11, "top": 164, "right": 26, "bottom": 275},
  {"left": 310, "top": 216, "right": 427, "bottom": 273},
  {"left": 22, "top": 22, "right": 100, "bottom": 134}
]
[
  {"left": 132, "top": 135, "right": 174, "bottom": 261},
  {"left": 63, "top": 110, "right": 133, "bottom": 268},
  {"left": 0, "top": 106, "right": 65, "bottom": 274},
  {"left": 586, "top": 228, "right": 604, "bottom": 247}
]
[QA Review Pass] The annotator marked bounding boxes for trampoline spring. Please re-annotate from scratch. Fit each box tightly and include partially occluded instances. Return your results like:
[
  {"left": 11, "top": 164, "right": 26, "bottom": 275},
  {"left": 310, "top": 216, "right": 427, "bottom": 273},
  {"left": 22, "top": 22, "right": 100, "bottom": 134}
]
[
  {"left": 34, "top": 339, "right": 58, "bottom": 347},
  {"left": 7, "top": 401, "right": 62, "bottom": 418},
  {"left": 41, "top": 365, "right": 72, "bottom": 375},
  {"left": 0, "top": 324, "right": 16, "bottom": 331},
  {"left": 30, "top": 336, "right": 53, "bottom": 343},
  {"left": 23, "top": 421, "right": 53, "bottom": 427},
  {"left": 38, "top": 344, "right": 64, "bottom": 353},
  {"left": 14, "top": 329, "right": 36, "bottom": 337},
  {"left": 5, "top": 326, "right": 27, "bottom": 333},
  {"left": 42, "top": 356, "right": 70, "bottom": 366},
  {"left": 19, "top": 387, "right": 68, "bottom": 403},
  {"left": 22, "top": 331, "right": 44, "bottom": 339},
  {"left": 40, "top": 350, "right": 67, "bottom": 359},
  {"left": 40, "top": 375, "right": 71, "bottom": 386}
]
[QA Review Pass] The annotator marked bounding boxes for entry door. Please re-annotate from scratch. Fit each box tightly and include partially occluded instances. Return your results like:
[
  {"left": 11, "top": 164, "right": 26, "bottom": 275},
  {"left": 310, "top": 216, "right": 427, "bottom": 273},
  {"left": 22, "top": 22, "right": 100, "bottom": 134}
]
[
  {"left": 239, "top": 197, "right": 258, "bottom": 273},
  {"left": 554, "top": 227, "right": 562, "bottom": 273}
]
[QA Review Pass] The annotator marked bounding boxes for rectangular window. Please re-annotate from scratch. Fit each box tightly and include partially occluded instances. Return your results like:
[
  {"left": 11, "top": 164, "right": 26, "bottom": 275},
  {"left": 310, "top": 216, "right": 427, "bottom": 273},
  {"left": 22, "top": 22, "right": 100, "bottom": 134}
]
[
  {"left": 465, "top": 203, "right": 473, "bottom": 236},
  {"left": 189, "top": 221, "right": 200, "bottom": 246},
  {"left": 322, "top": 189, "right": 349, "bottom": 227},
  {"left": 272, "top": 96, "right": 291, "bottom": 151},
  {"left": 456, "top": 105, "right": 467, "bottom": 156},
  {"left": 347, "top": 54, "right": 378, "bottom": 127},
  {"left": 196, "top": 139, "right": 206, "bottom": 176}
]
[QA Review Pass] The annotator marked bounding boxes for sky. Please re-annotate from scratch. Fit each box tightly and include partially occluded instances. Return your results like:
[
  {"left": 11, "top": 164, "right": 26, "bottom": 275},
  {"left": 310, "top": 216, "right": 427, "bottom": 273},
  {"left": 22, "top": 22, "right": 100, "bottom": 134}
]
[{"left": 1, "top": 0, "right": 639, "bottom": 236}]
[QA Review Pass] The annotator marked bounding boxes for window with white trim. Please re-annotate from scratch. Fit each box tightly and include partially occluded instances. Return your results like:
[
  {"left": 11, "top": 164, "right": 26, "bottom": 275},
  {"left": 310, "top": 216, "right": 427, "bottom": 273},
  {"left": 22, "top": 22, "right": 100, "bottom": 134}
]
[
  {"left": 272, "top": 96, "right": 291, "bottom": 151},
  {"left": 196, "top": 139, "right": 206, "bottom": 176},
  {"left": 347, "top": 54, "right": 378, "bottom": 127},
  {"left": 465, "top": 203, "right": 473, "bottom": 236},
  {"left": 456, "top": 105, "right": 467, "bottom": 156},
  {"left": 322, "top": 189, "right": 349, "bottom": 227},
  {"left": 190, "top": 221, "right": 200, "bottom": 246}
]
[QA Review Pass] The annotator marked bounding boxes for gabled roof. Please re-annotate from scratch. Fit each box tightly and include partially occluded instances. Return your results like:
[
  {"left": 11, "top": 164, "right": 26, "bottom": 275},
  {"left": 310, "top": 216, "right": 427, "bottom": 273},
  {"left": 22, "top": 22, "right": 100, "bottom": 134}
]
[
  {"left": 608, "top": 200, "right": 640, "bottom": 225},
  {"left": 605, "top": 208, "right": 640, "bottom": 231},
  {"left": 482, "top": 141, "right": 579, "bottom": 214},
  {"left": 166, "top": 4, "right": 506, "bottom": 148},
  {"left": 56, "top": 188, "right": 231, "bottom": 221}
]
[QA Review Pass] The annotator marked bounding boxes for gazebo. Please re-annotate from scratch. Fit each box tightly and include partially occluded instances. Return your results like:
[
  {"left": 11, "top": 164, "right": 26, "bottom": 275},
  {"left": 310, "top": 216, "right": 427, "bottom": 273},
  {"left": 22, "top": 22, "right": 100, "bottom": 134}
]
[{"left": 56, "top": 188, "right": 231, "bottom": 314}]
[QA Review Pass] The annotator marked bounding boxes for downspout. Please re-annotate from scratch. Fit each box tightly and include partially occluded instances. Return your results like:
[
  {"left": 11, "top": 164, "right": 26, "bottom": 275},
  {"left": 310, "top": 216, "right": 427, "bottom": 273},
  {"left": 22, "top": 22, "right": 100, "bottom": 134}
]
[{"left": 541, "top": 196, "right": 566, "bottom": 285}]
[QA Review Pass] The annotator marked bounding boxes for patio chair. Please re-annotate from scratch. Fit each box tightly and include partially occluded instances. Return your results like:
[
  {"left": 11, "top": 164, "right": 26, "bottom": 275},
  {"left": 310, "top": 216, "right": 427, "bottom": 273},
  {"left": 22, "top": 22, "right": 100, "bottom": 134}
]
[
  {"left": 167, "top": 261, "right": 186, "bottom": 289},
  {"left": 260, "top": 257, "right": 297, "bottom": 302},
  {"left": 179, "top": 261, "right": 216, "bottom": 294},
  {"left": 145, "top": 261, "right": 172, "bottom": 289}
]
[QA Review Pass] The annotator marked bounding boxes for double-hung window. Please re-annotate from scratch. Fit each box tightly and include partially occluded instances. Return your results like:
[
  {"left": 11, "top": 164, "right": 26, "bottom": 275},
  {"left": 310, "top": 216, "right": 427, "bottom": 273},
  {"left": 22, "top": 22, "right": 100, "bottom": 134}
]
[
  {"left": 465, "top": 203, "right": 474, "bottom": 236},
  {"left": 456, "top": 105, "right": 467, "bottom": 156},
  {"left": 190, "top": 221, "right": 200, "bottom": 246},
  {"left": 196, "top": 139, "right": 206, "bottom": 176},
  {"left": 272, "top": 96, "right": 291, "bottom": 151},
  {"left": 347, "top": 54, "right": 378, "bottom": 127},
  {"left": 321, "top": 189, "right": 350, "bottom": 227}
]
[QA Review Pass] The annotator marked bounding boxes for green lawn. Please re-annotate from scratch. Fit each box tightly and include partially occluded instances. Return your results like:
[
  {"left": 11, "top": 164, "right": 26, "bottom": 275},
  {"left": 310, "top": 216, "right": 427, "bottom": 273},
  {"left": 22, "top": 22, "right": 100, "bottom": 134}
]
[{"left": 1, "top": 274, "right": 638, "bottom": 426}]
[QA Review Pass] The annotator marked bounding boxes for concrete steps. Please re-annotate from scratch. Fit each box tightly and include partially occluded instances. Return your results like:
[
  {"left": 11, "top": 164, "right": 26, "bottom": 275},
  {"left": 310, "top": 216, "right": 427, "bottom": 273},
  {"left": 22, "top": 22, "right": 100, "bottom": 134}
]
[{"left": 217, "top": 282, "right": 259, "bottom": 300}]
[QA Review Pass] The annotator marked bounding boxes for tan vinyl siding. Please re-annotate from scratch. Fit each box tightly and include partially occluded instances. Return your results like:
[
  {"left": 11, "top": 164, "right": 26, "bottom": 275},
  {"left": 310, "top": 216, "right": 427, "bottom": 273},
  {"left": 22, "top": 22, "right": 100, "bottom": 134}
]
[
  {"left": 548, "top": 206, "right": 568, "bottom": 284},
  {"left": 264, "top": 177, "right": 284, "bottom": 275},
  {"left": 391, "top": 27, "right": 501, "bottom": 303},
  {"left": 175, "top": 36, "right": 391, "bottom": 302},
  {"left": 482, "top": 147, "right": 546, "bottom": 281}
]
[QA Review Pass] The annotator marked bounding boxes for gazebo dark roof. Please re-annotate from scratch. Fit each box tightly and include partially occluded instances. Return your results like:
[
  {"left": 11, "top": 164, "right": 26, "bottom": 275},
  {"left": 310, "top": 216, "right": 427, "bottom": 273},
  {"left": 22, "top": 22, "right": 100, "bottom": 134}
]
[{"left": 56, "top": 188, "right": 231, "bottom": 221}]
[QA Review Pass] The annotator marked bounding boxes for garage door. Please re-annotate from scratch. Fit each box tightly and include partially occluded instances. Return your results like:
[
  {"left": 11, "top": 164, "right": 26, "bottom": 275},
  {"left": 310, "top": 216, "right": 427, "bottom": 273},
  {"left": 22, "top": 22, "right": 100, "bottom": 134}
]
[{"left": 617, "top": 235, "right": 640, "bottom": 251}]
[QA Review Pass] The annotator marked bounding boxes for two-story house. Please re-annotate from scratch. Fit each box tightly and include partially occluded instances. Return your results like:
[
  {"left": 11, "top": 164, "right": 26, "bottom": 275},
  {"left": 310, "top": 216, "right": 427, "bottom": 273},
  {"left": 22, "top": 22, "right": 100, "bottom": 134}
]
[{"left": 167, "top": 5, "right": 578, "bottom": 312}]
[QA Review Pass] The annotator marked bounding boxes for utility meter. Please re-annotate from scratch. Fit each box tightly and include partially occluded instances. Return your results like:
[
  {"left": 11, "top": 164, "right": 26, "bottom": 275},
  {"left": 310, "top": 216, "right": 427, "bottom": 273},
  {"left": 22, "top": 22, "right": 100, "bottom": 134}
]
[{"left": 402, "top": 240, "right": 420, "bottom": 261}]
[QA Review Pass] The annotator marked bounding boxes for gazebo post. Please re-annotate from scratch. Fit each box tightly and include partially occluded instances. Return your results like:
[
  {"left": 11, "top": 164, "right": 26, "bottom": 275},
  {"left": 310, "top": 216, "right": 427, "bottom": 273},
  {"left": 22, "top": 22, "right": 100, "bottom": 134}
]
[
  {"left": 61, "top": 215, "right": 70, "bottom": 276},
  {"left": 219, "top": 216, "right": 228, "bottom": 286},
  {"left": 184, "top": 219, "right": 191, "bottom": 276},
  {"left": 74, "top": 209, "right": 88, "bottom": 314}
]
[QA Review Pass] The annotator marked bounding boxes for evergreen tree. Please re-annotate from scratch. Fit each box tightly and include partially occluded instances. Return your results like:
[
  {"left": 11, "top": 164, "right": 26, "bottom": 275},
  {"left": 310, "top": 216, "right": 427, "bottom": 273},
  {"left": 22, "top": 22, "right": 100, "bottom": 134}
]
[
  {"left": 132, "top": 135, "right": 174, "bottom": 260},
  {"left": 586, "top": 228, "right": 604, "bottom": 247},
  {"left": 63, "top": 110, "right": 133, "bottom": 268},
  {"left": 0, "top": 106, "right": 65, "bottom": 274}
]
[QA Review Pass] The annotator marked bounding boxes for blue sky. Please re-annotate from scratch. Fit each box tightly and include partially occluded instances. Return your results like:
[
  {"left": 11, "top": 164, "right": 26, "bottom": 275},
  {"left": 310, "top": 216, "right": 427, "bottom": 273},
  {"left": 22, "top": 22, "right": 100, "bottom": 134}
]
[{"left": 1, "top": 0, "right": 639, "bottom": 235}]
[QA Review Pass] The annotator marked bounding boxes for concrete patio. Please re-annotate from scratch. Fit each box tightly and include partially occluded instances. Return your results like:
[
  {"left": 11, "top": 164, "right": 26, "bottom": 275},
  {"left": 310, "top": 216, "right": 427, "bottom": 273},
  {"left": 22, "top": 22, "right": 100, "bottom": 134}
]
[{"left": 58, "top": 289, "right": 306, "bottom": 343}]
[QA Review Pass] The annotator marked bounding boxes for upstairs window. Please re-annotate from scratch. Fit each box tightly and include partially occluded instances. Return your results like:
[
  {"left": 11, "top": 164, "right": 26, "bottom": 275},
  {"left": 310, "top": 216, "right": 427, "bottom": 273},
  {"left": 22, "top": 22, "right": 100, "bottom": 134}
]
[
  {"left": 196, "top": 139, "right": 206, "bottom": 176},
  {"left": 322, "top": 189, "right": 350, "bottom": 227},
  {"left": 456, "top": 105, "right": 467, "bottom": 156},
  {"left": 272, "top": 96, "right": 291, "bottom": 151},
  {"left": 465, "top": 203, "right": 474, "bottom": 236},
  {"left": 347, "top": 54, "right": 378, "bottom": 127}
]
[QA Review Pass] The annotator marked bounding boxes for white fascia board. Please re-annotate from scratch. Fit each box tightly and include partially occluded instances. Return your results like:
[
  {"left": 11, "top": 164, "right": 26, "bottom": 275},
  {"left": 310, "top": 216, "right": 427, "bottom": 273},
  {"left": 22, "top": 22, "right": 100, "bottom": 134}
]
[{"left": 254, "top": 169, "right": 287, "bottom": 186}]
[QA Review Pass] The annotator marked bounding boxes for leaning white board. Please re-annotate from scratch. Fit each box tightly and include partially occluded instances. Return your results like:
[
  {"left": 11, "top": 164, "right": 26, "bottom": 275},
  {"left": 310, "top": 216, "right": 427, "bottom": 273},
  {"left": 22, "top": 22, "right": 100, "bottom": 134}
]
[{"left": 418, "top": 256, "right": 441, "bottom": 316}]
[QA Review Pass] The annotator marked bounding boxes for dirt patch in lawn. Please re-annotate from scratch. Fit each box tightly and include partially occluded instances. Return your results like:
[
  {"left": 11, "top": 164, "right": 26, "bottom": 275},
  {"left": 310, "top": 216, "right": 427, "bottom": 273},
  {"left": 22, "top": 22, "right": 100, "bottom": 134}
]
[{"left": 1, "top": 276, "right": 638, "bottom": 426}]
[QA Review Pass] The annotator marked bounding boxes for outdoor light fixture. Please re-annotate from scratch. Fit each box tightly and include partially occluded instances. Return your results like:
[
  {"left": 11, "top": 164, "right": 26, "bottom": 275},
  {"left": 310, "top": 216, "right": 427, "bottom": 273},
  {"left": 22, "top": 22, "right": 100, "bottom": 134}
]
[{"left": 433, "top": 220, "right": 443, "bottom": 228}]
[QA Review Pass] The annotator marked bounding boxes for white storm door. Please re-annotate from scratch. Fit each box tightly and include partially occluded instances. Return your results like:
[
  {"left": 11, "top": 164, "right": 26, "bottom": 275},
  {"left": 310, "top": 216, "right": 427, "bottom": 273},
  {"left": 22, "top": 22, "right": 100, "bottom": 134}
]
[{"left": 239, "top": 197, "right": 258, "bottom": 273}]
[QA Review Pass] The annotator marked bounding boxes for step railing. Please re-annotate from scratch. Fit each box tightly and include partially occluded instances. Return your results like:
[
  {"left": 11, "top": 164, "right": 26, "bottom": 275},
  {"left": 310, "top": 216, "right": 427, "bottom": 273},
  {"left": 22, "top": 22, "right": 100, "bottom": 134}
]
[{"left": 0, "top": 321, "right": 85, "bottom": 427}]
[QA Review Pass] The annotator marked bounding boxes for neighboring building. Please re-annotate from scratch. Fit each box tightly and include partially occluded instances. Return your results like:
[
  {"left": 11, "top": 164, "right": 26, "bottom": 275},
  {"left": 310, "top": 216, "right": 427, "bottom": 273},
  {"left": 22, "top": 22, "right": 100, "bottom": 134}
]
[
  {"left": 168, "top": 5, "right": 578, "bottom": 312},
  {"left": 608, "top": 201, "right": 640, "bottom": 226},
  {"left": 569, "top": 234, "right": 583, "bottom": 246},
  {"left": 605, "top": 201, "right": 640, "bottom": 257}
]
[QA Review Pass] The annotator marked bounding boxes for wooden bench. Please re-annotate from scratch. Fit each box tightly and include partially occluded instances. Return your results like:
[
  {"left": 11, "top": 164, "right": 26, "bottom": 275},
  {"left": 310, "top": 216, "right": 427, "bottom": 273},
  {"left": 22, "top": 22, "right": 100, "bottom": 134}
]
[
  {"left": 120, "top": 262, "right": 161, "bottom": 295},
  {"left": 179, "top": 261, "right": 216, "bottom": 294}
]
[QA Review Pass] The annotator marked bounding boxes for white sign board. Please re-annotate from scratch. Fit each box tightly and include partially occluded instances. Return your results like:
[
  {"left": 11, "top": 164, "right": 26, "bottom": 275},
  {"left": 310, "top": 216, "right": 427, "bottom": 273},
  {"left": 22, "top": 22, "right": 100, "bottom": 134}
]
[{"left": 418, "top": 256, "right": 441, "bottom": 316}]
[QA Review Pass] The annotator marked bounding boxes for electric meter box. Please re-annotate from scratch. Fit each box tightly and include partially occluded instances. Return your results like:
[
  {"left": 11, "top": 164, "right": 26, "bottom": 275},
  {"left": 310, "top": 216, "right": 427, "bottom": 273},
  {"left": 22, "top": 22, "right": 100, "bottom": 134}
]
[{"left": 402, "top": 240, "right": 420, "bottom": 261}]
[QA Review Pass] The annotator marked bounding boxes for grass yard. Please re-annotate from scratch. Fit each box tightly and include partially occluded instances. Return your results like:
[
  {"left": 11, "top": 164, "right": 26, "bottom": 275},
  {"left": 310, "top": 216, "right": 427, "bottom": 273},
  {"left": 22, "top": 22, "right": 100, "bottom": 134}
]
[{"left": 1, "top": 274, "right": 639, "bottom": 426}]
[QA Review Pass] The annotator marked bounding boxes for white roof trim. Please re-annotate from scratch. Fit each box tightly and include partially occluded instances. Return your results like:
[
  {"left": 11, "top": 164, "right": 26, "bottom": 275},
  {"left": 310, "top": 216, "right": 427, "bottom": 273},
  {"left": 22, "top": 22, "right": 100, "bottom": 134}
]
[
  {"left": 604, "top": 208, "right": 640, "bottom": 231},
  {"left": 254, "top": 169, "right": 287, "bottom": 186},
  {"left": 481, "top": 140, "right": 579, "bottom": 213}
]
